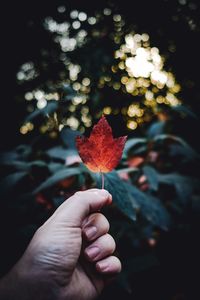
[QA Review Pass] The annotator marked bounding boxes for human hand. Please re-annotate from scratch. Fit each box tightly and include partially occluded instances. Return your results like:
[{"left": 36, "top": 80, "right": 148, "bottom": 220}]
[{"left": 0, "top": 189, "right": 121, "bottom": 300}]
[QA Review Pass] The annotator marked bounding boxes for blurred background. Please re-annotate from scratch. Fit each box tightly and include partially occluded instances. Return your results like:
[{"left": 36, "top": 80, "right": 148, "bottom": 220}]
[{"left": 0, "top": 1, "right": 200, "bottom": 299}]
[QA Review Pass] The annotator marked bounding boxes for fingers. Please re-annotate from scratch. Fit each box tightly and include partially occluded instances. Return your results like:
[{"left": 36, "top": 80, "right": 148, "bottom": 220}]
[
  {"left": 51, "top": 189, "right": 112, "bottom": 227},
  {"left": 96, "top": 256, "right": 122, "bottom": 274},
  {"left": 84, "top": 233, "right": 116, "bottom": 262},
  {"left": 83, "top": 213, "right": 122, "bottom": 277},
  {"left": 82, "top": 213, "right": 110, "bottom": 241}
]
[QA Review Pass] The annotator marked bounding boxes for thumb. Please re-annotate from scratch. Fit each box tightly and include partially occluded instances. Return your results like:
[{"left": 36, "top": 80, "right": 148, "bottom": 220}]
[{"left": 50, "top": 189, "right": 112, "bottom": 227}]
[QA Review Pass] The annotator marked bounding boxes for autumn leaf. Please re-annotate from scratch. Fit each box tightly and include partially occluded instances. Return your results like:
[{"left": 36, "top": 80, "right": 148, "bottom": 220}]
[{"left": 76, "top": 116, "right": 127, "bottom": 174}]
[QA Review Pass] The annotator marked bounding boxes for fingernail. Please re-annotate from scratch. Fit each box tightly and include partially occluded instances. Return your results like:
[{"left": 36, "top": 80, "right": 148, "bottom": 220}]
[
  {"left": 100, "top": 189, "right": 109, "bottom": 196},
  {"left": 85, "top": 246, "right": 100, "bottom": 259},
  {"left": 84, "top": 226, "right": 97, "bottom": 239},
  {"left": 97, "top": 261, "right": 109, "bottom": 271},
  {"left": 100, "top": 189, "right": 112, "bottom": 200}
]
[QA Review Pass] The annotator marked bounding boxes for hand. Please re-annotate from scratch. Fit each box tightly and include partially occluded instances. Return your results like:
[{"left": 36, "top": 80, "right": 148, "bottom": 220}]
[{"left": 0, "top": 189, "right": 121, "bottom": 300}]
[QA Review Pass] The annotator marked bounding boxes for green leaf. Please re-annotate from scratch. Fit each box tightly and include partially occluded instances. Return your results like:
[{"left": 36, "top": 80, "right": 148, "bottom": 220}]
[
  {"left": 103, "top": 171, "right": 137, "bottom": 222},
  {"left": 29, "top": 160, "right": 48, "bottom": 168},
  {"left": 95, "top": 170, "right": 170, "bottom": 229},
  {"left": 33, "top": 167, "right": 81, "bottom": 194},
  {"left": 159, "top": 173, "right": 197, "bottom": 204},
  {"left": 123, "top": 138, "right": 147, "bottom": 158},
  {"left": 46, "top": 146, "right": 77, "bottom": 161},
  {"left": 124, "top": 182, "right": 171, "bottom": 230},
  {"left": 146, "top": 121, "right": 166, "bottom": 138},
  {"left": 172, "top": 104, "right": 198, "bottom": 120},
  {"left": 59, "top": 83, "right": 77, "bottom": 101},
  {"left": 153, "top": 134, "right": 199, "bottom": 159},
  {"left": 0, "top": 160, "right": 28, "bottom": 170},
  {"left": 169, "top": 144, "right": 199, "bottom": 161},
  {"left": 48, "top": 162, "right": 64, "bottom": 173},
  {"left": 15, "top": 144, "right": 32, "bottom": 158},
  {"left": 60, "top": 127, "right": 81, "bottom": 148},
  {"left": 61, "top": 83, "right": 75, "bottom": 93},
  {"left": 0, "top": 151, "right": 19, "bottom": 163},
  {"left": 0, "top": 145, "right": 32, "bottom": 163},
  {"left": 142, "top": 165, "right": 159, "bottom": 191},
  {"left": 117, "top": 167, "right": 138, "bottom": 175},
  {"left": 0, "top": 160, "right": 47, "bottom": 172},
  {"left": 25, "top": 101, "right": 58, "bottom": 122},
  {"left": 52, "top": 195, "right": 65, "bottom": 208}
]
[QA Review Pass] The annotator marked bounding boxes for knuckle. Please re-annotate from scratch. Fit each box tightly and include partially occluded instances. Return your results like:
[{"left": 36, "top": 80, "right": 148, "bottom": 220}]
[
  {"left": 101, "top": 216, "right": 110, "bottom": 231},
  {"left": 89, "top": 212, "right": 101, "bottom": 222},
  {"left": 89, "top": 213, "right": 109, "bottom": 226},
  {"left": 105, "top": 234, "right": 116, "bottom": 251},
  {"left": 95, "top": 214, "right": 110, "bottom": 232},
  {"left": 112, "top": 257, "right": 122, "bottom": 272},
  {"left": 74, "top": 191, "right": 82, "bottom": 198},
  {"left": 112, "top": 255, "right": 121, "bottom": 264}
]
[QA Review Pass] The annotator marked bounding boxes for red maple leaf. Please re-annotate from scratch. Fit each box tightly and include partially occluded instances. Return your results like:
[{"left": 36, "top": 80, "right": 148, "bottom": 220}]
[{"left": 76, "top": 116, "right": 127, "bottom": 174}]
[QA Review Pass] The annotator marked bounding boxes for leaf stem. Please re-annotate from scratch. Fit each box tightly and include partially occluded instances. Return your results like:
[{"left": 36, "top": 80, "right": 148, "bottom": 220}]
[{"left": 101, "top": 172, "right": 105, "bottom": 189}]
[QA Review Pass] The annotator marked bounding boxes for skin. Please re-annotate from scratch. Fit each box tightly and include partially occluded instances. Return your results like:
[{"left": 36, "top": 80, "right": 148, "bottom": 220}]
[{"left": 0, "top": 189, "right": 121, "bottom": 300}]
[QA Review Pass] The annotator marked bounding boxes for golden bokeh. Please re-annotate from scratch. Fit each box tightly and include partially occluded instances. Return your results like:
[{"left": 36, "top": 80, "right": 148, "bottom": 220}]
[{"left": 18, "top": 8, "right": 182, "bottom": 134}]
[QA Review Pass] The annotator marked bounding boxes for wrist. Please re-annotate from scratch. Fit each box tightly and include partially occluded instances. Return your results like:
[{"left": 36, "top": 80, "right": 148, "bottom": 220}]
[{"left": 0, "top": 256, "right": 60, "bottom": 300}]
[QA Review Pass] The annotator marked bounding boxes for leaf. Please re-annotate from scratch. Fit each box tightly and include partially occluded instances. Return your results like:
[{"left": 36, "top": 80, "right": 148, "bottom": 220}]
[
  {"left": 15, "top": 144, "right": 32, "bottom": 158},
  {"left": 33, "top": 167, "right": 81, "bottom": 194},
  {"left": 46, "top": 146, "right": 77, "bottom": 161},
  {"left": 60, "top": 84, "right": 77, "bottom": 101},
  {"left": 142, "top": 165, "right": 159, "bottom": 191},
  {"left": 117, "top": 167, "right": 138, "bottom": 175},
  {"left": 0, "top": 145, "right": 32, "bottom": 163},
  {"left": 25, "top": 101, "right": 58, "bottom": 122},
  {"left": 172, "top": 104, "right": 198, "bottom": 120},
  {"left": 124, "top": 182, "right": 171, "bottom": 230},
  {"left": 0, "top": 160, "right": 28, "bottom": 170},
  {"left": 123, "top": 138, "right": 147, "bottom": 158},
  {"left": 169, "top": 144, "right": 199, "bottom": 161},
  {"left": 48, "top": 162, "right": 64, "bottom": 173},
  {"left": 52, "top": 195, "right": 65, "bottom": 208},
  {"left": 159, "top": 173, "right": 197, "bottom": 204},
  {"left": 153, "top": 134, "right": 199, "bottom": 158},
  {"left": 60, "top": 127, "right": 81, "bottom": 148},
  {"left": 93, "top": 168, "right": 170, "bottom": 229},
  {"left": 29, "top": 161, "right": 48, "bottom": 168},
  {"left": 76, "top": 116, "right": 127, "bottom": 173},
  {"left": 0, "top": 151, "right": 19, "bottom": 163},
  {"left": 142, "top": 165, "right": 198, "bottom": 205},
  {"left": 102, "top": 171, "right": 137, "bottom": 221},
  {"left": 0, "top": 160, "right": 48, "bottom": 173},
  {"left": 146, "top": 121, "right": 166, "bottom": 138}
]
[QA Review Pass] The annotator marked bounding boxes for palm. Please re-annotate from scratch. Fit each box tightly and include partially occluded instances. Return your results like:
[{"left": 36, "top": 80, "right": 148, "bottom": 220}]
[
  {"left": 67, "top": 262, "right": 104, "bottom": 300},
  {"left": 58, "top": 228, "right": 105, "bottom": 300},
  {"left": 30, "top": 225, "right": 105, "bottom": 300}
]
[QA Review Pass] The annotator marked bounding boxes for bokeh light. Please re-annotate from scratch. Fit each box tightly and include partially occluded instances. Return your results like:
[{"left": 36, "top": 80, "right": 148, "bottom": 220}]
[{"left": 17, "top": 6, "right": 183, "bottom": 134}]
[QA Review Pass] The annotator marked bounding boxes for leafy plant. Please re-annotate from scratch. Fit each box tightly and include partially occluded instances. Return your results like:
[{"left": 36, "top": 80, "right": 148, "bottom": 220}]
[{"left": 1, "top": 105, "right": 200, "bottom": 298}]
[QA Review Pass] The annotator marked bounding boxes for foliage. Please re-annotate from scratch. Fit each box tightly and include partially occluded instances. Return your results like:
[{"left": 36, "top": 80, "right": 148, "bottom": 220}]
[{"left": 0, "top": 103, "right": 200, "bottom": 298}]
